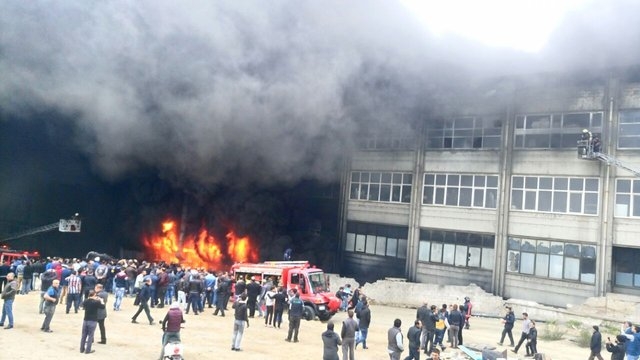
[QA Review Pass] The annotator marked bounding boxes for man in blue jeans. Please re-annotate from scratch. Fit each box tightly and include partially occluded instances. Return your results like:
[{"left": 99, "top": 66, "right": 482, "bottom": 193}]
[{"left": 0, "top": 272, "right": 17, "bottom": 329}]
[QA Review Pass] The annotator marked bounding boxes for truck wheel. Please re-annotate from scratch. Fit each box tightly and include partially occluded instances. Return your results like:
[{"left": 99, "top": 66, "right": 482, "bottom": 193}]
[
  {"left": 317, "top": 313, "right": 332, "bottom": 322},
  {"left": 303, "top": 305, "right": 315, "bottom": 321}
]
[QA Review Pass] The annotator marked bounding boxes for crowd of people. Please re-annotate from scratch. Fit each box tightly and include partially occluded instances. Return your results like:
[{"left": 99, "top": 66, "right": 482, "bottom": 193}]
[{"left": 2, "top": 256, "right": 640, "bottom": 360}]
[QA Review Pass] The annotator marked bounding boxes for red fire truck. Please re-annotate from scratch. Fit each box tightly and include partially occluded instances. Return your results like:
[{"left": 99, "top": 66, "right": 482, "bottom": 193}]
[
  {"left": 230, "top": 260, "right": 341, "bottom": 321},
  {"left": 0, "top": 246, "right": 40, "bottom": 264}
]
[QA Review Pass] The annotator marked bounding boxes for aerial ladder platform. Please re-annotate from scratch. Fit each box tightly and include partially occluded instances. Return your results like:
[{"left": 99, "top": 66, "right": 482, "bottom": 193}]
[
  {"left": 0, "top": 214, "right": 81, "bottom": 242},
  {"left": 577, "top": 129, "right": 640, "bottom": 177}
]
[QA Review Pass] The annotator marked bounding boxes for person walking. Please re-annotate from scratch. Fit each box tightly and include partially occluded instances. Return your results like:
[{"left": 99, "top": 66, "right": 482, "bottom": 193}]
[
  {"left": 160, "top": 302, "right": 185, "bottom": 360},
  {"left": 80, "top": 289, "right": 105, "bottom": 354},
  {"left": 41, "top": 279, "right": 60, "bottom": 332},
  {"left": 498, "top": 306, "right": 515, "bottom": 346},
  {"left": 511, "top": 312, "right": 531, "bottom": 355},
  {"left": 231, "top": 293, "right": 249, "bottom": 351},
  {"left": 131, "top": 278, "right": 154, "bottom": 325},
  {"left": 589, "top": 325, "right": 605, "bottom": 360},
  {"left": 388, "top": 318, "right": 404, "bottom": 360},
  {"left": 526, "top": 320, "right": 538, "bottom": 357},
  {"left": 0, "top": 272, "right": 17, "bottom": 329},
  {"left": 285, "top": 292, "right": 304, "bottom": 342},
  {"left": 405, "top": 319, "right": 422, "bottom": 360},
  {"left": 355, "top": 299, "right": 371, "bottom": 349},
  {"left": 322, "top": 321, "right": 342, "bottom": 360},
  {"left": 95, "top": 284, "right": 108, "bottom": 344},
  {"left": 341, "top": 309, "right": 359, "bottom": 360}
]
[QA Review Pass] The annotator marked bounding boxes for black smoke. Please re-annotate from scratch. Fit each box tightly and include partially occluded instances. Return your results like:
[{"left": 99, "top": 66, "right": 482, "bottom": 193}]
[{"left": 2, "top": 1, "right": 639, "bottom": 262}]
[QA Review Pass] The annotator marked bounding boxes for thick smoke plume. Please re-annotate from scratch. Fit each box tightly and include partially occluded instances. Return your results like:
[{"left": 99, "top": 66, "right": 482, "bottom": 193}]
[
  {"left": 0, "top": 1, "right": 445, "bottom": 189},
  {"left": 3, "top": 1, "right": 640, "bottom": 191}
]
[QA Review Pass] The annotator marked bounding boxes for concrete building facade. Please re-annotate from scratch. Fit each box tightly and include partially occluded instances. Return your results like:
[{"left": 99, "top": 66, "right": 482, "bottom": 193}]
[{"left": 338, "top": 70, "right": 640, "bottom": 307}]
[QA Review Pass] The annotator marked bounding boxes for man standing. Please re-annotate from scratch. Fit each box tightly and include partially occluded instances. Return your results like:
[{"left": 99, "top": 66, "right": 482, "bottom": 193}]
[
  {"left": 286, "top": 292, "right": 304, "bottom": 342},
  {"left": 65, "top": 270, "right": 82, "bottom": 314},
  {"left": 341, "top": 309, "right": 359, "bottom": 360},
  {"left": 423, "top": 305, "right": 438, "bottom": 355},
  {"left": 463, "top": 297, "right": 472, "bottom": 329},
  {"left": 246, "top": 276, "right": 261, "bottom": 318},
  {"left": 322, "top": 322, "right": 342, "bottom": 360},
  {"left": 231, "top": 293, "right": 249, "bottom": 351},
  {"left": 588, "top": 325, "right": 605, "bottom": 360},
  {"left": 131, "top": 278, "right": 154, "bottom": 325},
  {"left": 95, "top": 284, "right": 108, "bottom": 344},
  {"left": 416, "top": 301, "right": 430, "bottom": 351},
  {"left": 0, "top": 272, "right": 17, "bottom": 329},
  {"left": 113, "top": 268, "right": 127, "bottom": 311},
  {"left": 498, "top": 306, "right": 515, "bottom": 346},
  {"left": 511, "top": 312, "right": 531, "bottom": 355},
  {"left": 80, "top": 289, "right": 105, "bottom": 354},
  {"left": 406, "top": 319, "right": 422, "bottom": 360},
  {"left": 41, "top": 279, "right": 60, "bottom": 332},
  {"left": 356, "top": 299, "right": 371, "bottom": 349},
  {"left": 388, "top": 318, "right": 404, "bottom": 360}
]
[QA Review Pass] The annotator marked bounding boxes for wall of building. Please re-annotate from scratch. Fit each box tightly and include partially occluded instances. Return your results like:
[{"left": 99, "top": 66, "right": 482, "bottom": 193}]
[{"left": 340, "top": 72, "right": 640, "bottom": 309}]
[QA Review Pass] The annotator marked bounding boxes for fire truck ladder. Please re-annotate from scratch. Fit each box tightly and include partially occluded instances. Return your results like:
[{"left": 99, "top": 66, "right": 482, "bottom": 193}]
[
  {"left": 578, "top": 131, "right": 640, "bottom": 177},
  {"left": 0, "top": 214, "right": 81, "bottom": 242}
]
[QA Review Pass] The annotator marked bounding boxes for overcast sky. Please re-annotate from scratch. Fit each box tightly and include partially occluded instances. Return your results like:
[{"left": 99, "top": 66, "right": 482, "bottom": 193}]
[{"left": 1, "top": 0, "right": 639, "bottom": 190}]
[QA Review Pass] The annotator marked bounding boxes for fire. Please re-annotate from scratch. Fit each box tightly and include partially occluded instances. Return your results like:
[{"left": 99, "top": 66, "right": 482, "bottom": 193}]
[{"left": 143, "top": 220, "right": 259, "bottom": 269}]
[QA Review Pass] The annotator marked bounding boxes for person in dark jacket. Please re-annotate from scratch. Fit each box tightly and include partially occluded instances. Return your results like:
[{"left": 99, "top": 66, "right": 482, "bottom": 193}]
[
  {"left": 356, "top": 299, "right": 371, "bottom": 349},
  {"left": 322, "top": 321, "right": 342, "bottom": 360},
  {"left": 160, "top": 302, "right": 185, "bottom": 359},
  {"left": 131, "top": 278, "right": 154, "bottom": 325},
  {"left": 605, "top": 334, "right": 627, "bottom": 360},
  {"left": 245, "top": 276, "right": 262, "bottom": 318},
  {"left": 80, "top": 289, "right": 105, "bottom": 354},
  {"left": 447, "top": 304, "right": 463, "bottom": 349},
  {"left": 498, "top": 306, "right": 516, "bottom": 346},
  {"left": 286, "top": 292, "right": 303, "bottom": 342},
  {"left": 231, "top": 293, "right": 249, "bottom": 351},
  {"left": 405, "top": 319, "right": 422, "bottom": 360},
  {"left": 589, "top": 325, "right": 605, "bottom": 360},
  {"left": 272, "top": 287, "right": 287, "bottom": 329},
  {"left": 416, "top": 302, "right": 430, "bottom": 351},
  {"left": 526, "top": 320, "right": 538, "bottom": 356}
]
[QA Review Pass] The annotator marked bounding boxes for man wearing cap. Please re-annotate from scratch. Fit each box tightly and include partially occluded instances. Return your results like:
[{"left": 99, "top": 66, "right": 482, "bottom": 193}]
[
  {"left": 589, "top": 325, "right": 605, "bottom": 360},
  {"left": 160, "top": 302, "right": 185, "bottom": 359}
]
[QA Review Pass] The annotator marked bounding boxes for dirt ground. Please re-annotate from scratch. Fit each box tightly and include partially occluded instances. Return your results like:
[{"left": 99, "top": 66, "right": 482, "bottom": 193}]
[{"left": 1, "top": 292, "right": 612, "bottom": 360}]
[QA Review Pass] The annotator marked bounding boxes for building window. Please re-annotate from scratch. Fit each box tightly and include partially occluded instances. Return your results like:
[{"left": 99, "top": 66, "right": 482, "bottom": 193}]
[
  {"left": 425, "top": 116, "right": 502, "bottom": 149},
  {"left": 350, "top": 171, "right": 412, "bottom": 203},
  {"left": 514, "top": 111, "right": 603, "bottom": 149},
  {"left": 614, "top": 178, "right": 640, "bottom": 217},
  {"left": 418, "top": 229, "right": 495, "bottom": 270},
  {"left": 511, "top": 175, "right": 599, "bottom": 215},
  {"left": 345, "top": 221, "right": 408, "bottom": 259},
  {"left": 507, "top": 237, "right": 595, "bottom": 284},
  {"left": 613, "top": 246, "right": 640, "bottom": 288},
  {"left": 357, "top": 133, "right": 416, "bottom": 150},
  {"left": 618, "top": 110, "right": 640, "bottom": 148},
  {"left": 423, "top": 173, "right": 498, "bottom": 209}
]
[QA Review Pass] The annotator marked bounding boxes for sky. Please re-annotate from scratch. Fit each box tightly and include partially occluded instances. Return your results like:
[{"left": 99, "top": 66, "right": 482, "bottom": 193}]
[{"left": 401, "top": 0, "right": 590, "bottom": 52}]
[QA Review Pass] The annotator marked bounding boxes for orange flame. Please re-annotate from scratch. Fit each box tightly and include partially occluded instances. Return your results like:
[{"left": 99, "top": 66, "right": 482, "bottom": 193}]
[{"left": 143, "top": 220, "right": 259, "bottom": 269}]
